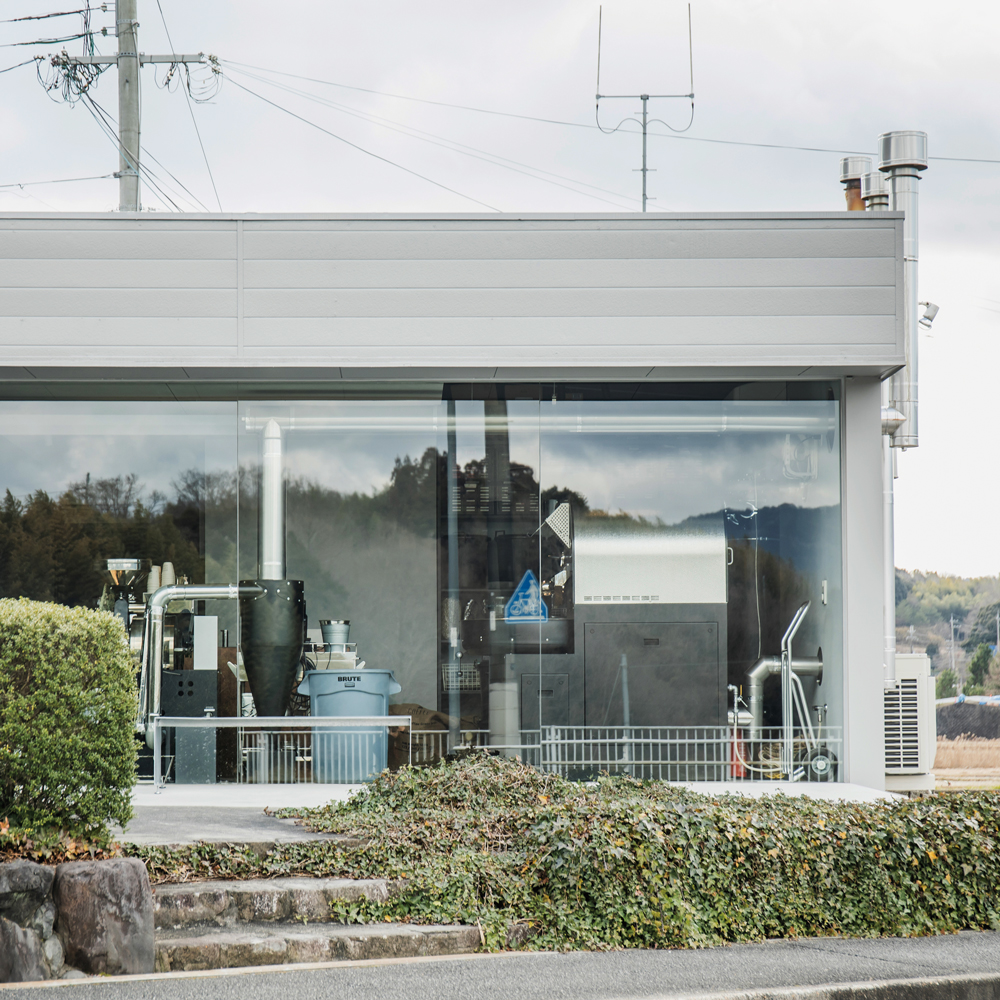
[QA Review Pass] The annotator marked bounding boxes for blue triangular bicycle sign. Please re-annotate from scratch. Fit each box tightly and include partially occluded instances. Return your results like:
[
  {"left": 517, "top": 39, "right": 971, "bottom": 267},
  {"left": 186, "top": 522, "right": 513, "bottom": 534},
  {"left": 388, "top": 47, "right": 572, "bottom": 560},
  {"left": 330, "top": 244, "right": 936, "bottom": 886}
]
[{"left": 504, "top": 569, "right": 549, "bottom": 622}]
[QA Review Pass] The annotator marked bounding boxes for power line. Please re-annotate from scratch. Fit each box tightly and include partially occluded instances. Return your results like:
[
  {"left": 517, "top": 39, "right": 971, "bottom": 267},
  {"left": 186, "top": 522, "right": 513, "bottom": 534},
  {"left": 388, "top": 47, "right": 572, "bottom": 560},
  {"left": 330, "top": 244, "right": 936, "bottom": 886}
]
[
  {"left": 223, "top": 65, "right": 637, "bottom": 209},
  {"left": 220, "top": 60, "right": 598, "bottom": 131},
  {"left": 80, "top": 93, "right": 184, "bottom": 211},
  {"left": 0, "top": 173, "right": 113, "bottom": 189},
  {"left": 226, "top": 77, "right": 500, "bottom": 211},
  {"left": 219, "top": 61, "right": 1000, "bottom": 166},
  {"left": 85, "top": 93, "right": 212, "bottom": 211},
  {"left": 0, "top": 56, "right": 42, "bottom": 74},
  {"left": 153, "top": 0, "right": 222, "bottom": 211},
  {"left": 2, "top": 9, "right": 91, "bottom": 22},
  {"left": 2, "top": 33, "right": 88, "bottom": 47}
]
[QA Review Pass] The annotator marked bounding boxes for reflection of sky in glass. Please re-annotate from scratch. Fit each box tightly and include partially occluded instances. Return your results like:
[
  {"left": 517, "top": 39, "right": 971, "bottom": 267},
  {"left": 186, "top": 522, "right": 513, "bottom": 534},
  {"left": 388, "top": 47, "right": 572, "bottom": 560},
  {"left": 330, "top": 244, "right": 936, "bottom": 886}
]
[
  {"left": 539, "top": 401, "right": 840, "bottom": 524},
  {"left": 0, "top": 400, "right": 841, "bottom": 522},
  {"left": 238, "top": 401, "right": 447, "bottom": 496},
  {"left": 0, "top": 401, "right": 236, "bottom": 500}
]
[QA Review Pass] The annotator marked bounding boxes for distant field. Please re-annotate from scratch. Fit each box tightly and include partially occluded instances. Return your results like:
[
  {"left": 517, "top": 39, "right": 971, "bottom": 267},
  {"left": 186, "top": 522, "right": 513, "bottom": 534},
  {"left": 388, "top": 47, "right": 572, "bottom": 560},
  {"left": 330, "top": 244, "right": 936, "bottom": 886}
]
[{"left": 935, "top": 737, "right": 1000, "bottom": 789}]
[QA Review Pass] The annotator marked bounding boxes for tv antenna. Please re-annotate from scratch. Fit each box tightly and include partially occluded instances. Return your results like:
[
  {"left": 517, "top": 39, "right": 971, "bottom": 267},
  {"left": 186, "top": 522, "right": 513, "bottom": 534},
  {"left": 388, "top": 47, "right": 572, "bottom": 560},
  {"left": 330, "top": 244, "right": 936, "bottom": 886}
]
[{"left": 595, "top": 4, "right": 695, "bottom": 211}]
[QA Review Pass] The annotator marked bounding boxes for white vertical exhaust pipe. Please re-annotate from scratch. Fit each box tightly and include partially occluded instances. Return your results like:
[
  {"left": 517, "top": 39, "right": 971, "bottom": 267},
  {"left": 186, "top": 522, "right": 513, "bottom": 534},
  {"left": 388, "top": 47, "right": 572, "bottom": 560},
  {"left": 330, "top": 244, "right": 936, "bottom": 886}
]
[
  {"left": 260, "top": 418, "right": 285, "bottom": 580},
  {"left": 879, "top": 131, "right": 928, "bottom": 451},
  {"left": 872, "top": 130, "right": 926, "bottom": 689}
]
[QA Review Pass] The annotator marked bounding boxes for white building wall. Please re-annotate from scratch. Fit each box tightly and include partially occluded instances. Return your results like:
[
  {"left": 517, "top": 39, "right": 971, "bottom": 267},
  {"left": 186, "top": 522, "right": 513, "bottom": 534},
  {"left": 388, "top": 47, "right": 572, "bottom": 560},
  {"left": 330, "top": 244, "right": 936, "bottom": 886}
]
[
  {"left": 0, "top": 212, "right": 903, "bottom": 379},
  {"left": 843, "top": 376, "right": 886, "bottom": 789}
]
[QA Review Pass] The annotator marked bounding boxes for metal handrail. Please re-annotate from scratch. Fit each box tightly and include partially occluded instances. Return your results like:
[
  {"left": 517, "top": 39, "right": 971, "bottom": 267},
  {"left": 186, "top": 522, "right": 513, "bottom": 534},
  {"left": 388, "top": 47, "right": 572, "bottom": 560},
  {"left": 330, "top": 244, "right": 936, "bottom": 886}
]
[{"left": 151, "top": 714, "right": 411, "bottom": 789}]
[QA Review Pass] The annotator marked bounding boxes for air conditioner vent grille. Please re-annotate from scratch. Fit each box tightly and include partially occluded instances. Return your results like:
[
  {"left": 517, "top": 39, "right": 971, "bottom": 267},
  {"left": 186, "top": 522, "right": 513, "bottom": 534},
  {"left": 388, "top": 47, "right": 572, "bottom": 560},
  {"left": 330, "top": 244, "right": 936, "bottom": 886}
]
[{"left": 885, "top": 677, "right": 921, "bottom": 770}]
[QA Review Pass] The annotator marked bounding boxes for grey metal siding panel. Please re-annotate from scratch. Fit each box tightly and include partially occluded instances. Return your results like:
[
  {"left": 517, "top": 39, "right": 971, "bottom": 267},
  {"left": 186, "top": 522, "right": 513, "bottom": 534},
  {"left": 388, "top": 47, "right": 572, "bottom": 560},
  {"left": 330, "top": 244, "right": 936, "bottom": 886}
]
[
  {"left": 244, "top": 257, "right": 896, "bottom": 289},
  {"left": 0, "top": 259, "right": 236, "bottom": 288},
  {"left": 241, "top": 227, "right": 896, "bottom": 261},
  {"left": 242, "top": 287, "right": 895, "bottom": 318},
  {"left": 0, "top": 213, "right": 902, "bottom": 375}
]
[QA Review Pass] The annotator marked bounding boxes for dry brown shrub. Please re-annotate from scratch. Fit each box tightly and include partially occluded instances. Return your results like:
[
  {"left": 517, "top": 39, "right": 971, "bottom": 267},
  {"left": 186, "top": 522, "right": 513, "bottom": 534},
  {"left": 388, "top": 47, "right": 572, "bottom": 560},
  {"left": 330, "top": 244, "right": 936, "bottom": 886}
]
[{"left": 935, "top": 736, "right": 1000, "bottom": 769}]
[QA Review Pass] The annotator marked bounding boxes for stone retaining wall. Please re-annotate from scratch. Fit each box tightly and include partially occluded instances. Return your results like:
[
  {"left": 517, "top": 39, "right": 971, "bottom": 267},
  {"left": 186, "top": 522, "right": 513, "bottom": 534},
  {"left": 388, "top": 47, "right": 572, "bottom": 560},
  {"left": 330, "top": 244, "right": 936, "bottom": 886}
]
[{"left": 0, "top": 858, "right": 153, "bottom": 983}]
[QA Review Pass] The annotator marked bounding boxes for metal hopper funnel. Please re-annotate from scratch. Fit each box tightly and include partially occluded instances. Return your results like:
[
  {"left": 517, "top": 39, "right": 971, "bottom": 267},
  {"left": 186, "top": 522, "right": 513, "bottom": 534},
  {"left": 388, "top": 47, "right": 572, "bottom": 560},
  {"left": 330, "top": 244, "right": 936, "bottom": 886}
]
[{"left": 240, "top": 418, "right": 305, "bottom": 717}]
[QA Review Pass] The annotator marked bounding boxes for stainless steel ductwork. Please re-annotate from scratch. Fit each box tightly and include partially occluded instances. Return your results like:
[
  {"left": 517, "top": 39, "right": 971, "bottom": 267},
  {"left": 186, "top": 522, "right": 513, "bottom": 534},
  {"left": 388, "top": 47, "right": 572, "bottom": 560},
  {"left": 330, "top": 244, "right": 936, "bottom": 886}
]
[
  {"left": 879, "top": 130, "right": 927, "bottom": 451},
  {"left": 745, "top": 650, "right": 823, "bottom": 741},
  {"left": 137, "top": 582, "right": 262, "bottom": 744},
  {"left": 839, "top": 156, "right": 872, "bottom": 211}
]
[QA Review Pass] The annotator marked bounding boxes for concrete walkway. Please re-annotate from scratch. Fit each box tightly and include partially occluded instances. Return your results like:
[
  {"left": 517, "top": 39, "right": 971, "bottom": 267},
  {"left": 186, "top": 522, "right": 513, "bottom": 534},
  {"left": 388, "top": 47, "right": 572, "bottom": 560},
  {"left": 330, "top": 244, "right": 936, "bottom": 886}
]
[
  {"left": 2, "top": 931, "right": 998, "bottom": 998},
  {"left": 114, "top": 783, "right": 360, "bottom": 845},
  {"left": 117, "top": 779, "right": 897, "bottom": 846}
]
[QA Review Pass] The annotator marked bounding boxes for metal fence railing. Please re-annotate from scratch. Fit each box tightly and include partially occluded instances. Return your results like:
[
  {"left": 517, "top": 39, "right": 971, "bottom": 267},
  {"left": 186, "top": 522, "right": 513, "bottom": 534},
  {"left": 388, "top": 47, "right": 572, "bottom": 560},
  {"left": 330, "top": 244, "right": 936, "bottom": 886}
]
[
  {"left": 151, "top": 717, "right": 842, "bottom": 786},
  {"left": 151, "top": 715, "right": 410, "bottom": 790}
]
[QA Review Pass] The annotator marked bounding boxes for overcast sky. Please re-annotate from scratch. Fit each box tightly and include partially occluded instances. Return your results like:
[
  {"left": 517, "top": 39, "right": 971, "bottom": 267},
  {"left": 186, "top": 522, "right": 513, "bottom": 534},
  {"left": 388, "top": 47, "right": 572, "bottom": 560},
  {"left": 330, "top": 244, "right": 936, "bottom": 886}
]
[{"left": 1, "top": 0, "right": 997, "bottom": 577}]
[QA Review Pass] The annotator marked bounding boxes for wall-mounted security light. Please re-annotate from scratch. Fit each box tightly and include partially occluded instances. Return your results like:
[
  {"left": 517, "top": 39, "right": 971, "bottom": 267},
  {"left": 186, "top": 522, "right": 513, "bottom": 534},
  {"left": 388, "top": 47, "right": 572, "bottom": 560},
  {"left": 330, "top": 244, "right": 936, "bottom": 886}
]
[{"left": 918, "top": 301, "right": 939, "bottom": 329}]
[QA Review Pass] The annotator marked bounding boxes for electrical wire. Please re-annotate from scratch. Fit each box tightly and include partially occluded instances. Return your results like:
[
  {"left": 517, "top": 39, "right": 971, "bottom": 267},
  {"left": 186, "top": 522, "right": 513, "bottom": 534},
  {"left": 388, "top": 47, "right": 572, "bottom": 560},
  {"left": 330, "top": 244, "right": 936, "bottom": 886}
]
[
  {"left": 2, "top": 9, "right": 91, "bottom": 22},
  {"left": 226, "top": 76, "right": 501, "bottom": 211},
  {"left": 83, "top": 91, "right": 212, "bottom": 212},
  {"left": 152, "top": 0, "right": 222, "bottom": 211},
  {"left": 0, "top": 56, "right": 42, "bottom": 74},
  {"left": 0, "top": 173, "right": 113, "bottom": 189},
  {"left": 219, "top": 61, "right": 1000, "bottom": 166},
  {"left": 81, "top": 93, "right": 189, "bottom": 211},
  {"left": 224, "top": 65, "right": 637, "bottom": 210},
  {"left": 2, "top": 33, "right": 88, "bottom": 47}
]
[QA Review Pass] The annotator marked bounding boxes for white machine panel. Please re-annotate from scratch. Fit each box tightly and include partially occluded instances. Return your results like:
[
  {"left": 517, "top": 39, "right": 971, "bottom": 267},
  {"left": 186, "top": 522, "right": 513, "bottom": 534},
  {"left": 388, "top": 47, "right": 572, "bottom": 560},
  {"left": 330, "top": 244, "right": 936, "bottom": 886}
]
[
  {"left": 193, "top": 615, "right": 219, "bottom": 671},
  {"left": 574, "top": 517, "right": 727, "bottom": 605}
]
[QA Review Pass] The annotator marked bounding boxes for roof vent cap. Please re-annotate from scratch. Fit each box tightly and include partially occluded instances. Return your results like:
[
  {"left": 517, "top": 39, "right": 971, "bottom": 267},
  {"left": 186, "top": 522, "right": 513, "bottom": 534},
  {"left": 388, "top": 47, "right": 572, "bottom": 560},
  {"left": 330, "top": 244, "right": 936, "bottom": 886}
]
[{"left": 878, "top": 131, "right": 928, "bottom": 171}]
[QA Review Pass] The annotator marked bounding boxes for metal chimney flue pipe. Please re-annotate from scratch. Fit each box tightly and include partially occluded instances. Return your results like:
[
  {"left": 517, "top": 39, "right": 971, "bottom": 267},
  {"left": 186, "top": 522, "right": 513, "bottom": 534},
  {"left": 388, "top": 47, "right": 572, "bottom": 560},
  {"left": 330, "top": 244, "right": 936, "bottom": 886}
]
[
  {"left": 861, "top": 170, "right": 889, "bottom": 210},
  {"left": 879, "top": 130, "right": 927, "bottom": 450},
  {"left": 839, "top": 156, "right": 871, "bottom": 211},
  {"left": 260, "top": 418, "right": 285, "bottom": 580}
]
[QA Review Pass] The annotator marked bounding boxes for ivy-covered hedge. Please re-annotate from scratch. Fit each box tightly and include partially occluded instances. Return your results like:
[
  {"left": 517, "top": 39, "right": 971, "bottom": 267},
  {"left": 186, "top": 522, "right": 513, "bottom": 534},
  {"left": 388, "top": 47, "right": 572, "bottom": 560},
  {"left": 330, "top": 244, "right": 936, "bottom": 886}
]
[
  {"left": 0, "top": 597, "right": 136, "bottom": 842},
  {"left": 132, "top": 754, "right": 1000, "bottom": 950}
]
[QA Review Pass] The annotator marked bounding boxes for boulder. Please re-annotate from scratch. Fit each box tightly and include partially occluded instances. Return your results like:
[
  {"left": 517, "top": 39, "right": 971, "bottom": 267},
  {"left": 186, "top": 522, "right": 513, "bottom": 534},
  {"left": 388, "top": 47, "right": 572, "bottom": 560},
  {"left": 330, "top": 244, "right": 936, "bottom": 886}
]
[
  {"left": 0, "top": 916, "right": 48, "bottom": 983},
  {"left": 54, "top": 859, "right": 154, "bottom": 975},
  {"left": 0, "top": 860, "right": 55, "bottom": 926}
]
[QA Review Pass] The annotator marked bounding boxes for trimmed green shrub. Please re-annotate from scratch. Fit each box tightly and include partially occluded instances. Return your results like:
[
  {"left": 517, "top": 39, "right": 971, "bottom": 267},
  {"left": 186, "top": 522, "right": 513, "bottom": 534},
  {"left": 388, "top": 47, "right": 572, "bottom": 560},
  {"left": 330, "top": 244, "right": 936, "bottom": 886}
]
[
  {"left": 131, "top": 755, "right": 1000, "bottom": 950},
  {"left": 0, "top": 597, "right": 136, "bottom": 841}
]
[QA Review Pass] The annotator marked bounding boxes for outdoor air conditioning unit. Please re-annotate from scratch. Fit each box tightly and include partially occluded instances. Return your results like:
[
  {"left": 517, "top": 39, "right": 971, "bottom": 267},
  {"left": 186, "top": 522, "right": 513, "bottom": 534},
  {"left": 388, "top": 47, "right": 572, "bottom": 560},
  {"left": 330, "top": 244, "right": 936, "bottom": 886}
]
[{"left": 884, "top": 652, "right": 936, "bottom": 792}]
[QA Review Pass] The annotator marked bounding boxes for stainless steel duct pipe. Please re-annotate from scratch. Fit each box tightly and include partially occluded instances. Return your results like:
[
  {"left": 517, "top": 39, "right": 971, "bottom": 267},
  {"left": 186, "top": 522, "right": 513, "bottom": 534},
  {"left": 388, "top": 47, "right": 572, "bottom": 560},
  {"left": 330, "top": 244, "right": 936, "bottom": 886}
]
[
  {"left": 746, "top": 650, "right": 823, "bottom": 742},
  {"left": 881, "top": 403, "right": 905, "bottom": 688},
  {"left": 780, "top": 601, "right": 810, "bottom": 776},
  {"left": 879, "top": 130, "right": 928, "bottom": 451},
  {"left": 137, "top": 582, "right": 263, "bottom": 743},
  {"left": 839, "top": 156, "right": 872, "bottom": 211},
  {"left": 861, "top": 169, "right": 889, "bottom": 210},
  {"left": 260, "top": 418, "right": 285, "bottom": 580}
]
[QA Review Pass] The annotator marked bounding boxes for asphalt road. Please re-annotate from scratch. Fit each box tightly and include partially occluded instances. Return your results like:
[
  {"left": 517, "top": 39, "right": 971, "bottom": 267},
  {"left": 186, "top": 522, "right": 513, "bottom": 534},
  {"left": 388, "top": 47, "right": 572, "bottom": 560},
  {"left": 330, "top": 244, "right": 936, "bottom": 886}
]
[{"left": 5, "top": 931, "right": 999, "bottom": 999}]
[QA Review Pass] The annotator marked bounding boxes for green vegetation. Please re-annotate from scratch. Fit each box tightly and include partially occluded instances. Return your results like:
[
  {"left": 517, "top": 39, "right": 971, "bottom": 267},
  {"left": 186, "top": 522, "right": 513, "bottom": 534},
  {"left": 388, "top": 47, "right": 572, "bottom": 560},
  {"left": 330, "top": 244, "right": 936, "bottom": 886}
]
[
  {"left": 0, "top": 598, "right": 136, "bottom": 842},
  {"left": 964, "top": 602, "right": 1000, "bottom": 654},
  {"left": 130, "top": 755, "right": 1000, "bottom": 950},
  {"left": 0, "top": 478, "right": 207, "bottom": 608},
  {"left": 969, "top": 644, "right": 994, "bottom": 689},
  {"left": 936, "top": 668, "right": 958, "bottom": 699},
  {"left": 894, "top": 570, "right": 995, "bottom": 629}
]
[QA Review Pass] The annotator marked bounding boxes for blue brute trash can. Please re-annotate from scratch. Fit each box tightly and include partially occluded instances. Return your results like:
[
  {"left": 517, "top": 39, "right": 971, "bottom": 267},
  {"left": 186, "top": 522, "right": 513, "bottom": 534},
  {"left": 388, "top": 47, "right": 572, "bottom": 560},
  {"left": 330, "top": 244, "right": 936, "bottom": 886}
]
[{"left": 298, "top": 669, "right": 401, "bottom": 782}]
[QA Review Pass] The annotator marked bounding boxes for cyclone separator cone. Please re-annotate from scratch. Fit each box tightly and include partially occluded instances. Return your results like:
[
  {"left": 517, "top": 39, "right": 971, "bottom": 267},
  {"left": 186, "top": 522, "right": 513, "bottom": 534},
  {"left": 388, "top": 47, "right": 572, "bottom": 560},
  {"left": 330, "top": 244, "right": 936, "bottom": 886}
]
[{"left": 239, "top": 579, "right": 305, "bottom": 717}]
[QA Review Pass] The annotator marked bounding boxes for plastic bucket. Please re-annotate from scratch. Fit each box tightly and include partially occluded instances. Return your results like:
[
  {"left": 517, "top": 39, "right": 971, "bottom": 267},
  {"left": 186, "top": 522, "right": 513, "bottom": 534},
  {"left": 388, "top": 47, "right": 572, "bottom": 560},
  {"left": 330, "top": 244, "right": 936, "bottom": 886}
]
[
  {"left": 297, "top": 668, "right": 401, "bottom": 782},
  {"left": 319, "top": 620, "right": 350, "bottom": 646}
]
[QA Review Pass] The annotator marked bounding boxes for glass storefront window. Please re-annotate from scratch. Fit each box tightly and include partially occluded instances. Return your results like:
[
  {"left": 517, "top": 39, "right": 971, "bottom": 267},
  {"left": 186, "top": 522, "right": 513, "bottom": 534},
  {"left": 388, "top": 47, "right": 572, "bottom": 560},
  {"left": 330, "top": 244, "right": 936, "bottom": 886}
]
[{"left": 0, "top": 383, "right": 843, "bottom": 781}]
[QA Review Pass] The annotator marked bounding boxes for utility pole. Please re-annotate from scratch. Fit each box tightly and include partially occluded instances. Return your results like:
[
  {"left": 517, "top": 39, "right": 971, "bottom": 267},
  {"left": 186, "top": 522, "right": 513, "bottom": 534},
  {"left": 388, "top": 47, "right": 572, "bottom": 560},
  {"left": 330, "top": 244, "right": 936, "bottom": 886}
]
[
  {"left": 595, "top": 5, "right": 694, "bottom": 212},
  {"left": 950, "top": 614, "right": 958, "bottom": 694},
  {"left": 51, "top": 1, "right": 211, "bottom": 211},
  {"left": 117, "top": 0, "right": 139, "bottom": 211}
]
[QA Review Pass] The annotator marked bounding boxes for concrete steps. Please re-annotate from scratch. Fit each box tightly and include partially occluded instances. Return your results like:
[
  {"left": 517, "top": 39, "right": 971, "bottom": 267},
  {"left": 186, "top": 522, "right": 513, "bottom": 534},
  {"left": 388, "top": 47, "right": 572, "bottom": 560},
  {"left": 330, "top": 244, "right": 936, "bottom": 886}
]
[{"left": 153, "top": 878, "right": 480, "bottom": 972}]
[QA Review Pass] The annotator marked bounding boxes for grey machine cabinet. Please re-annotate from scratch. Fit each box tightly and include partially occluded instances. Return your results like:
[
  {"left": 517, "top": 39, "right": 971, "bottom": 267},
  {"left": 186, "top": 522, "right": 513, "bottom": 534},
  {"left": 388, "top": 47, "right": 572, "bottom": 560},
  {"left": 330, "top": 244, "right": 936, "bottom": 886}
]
[{"left": 510, "top": 602, "right": 727, "bottom": 731}]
